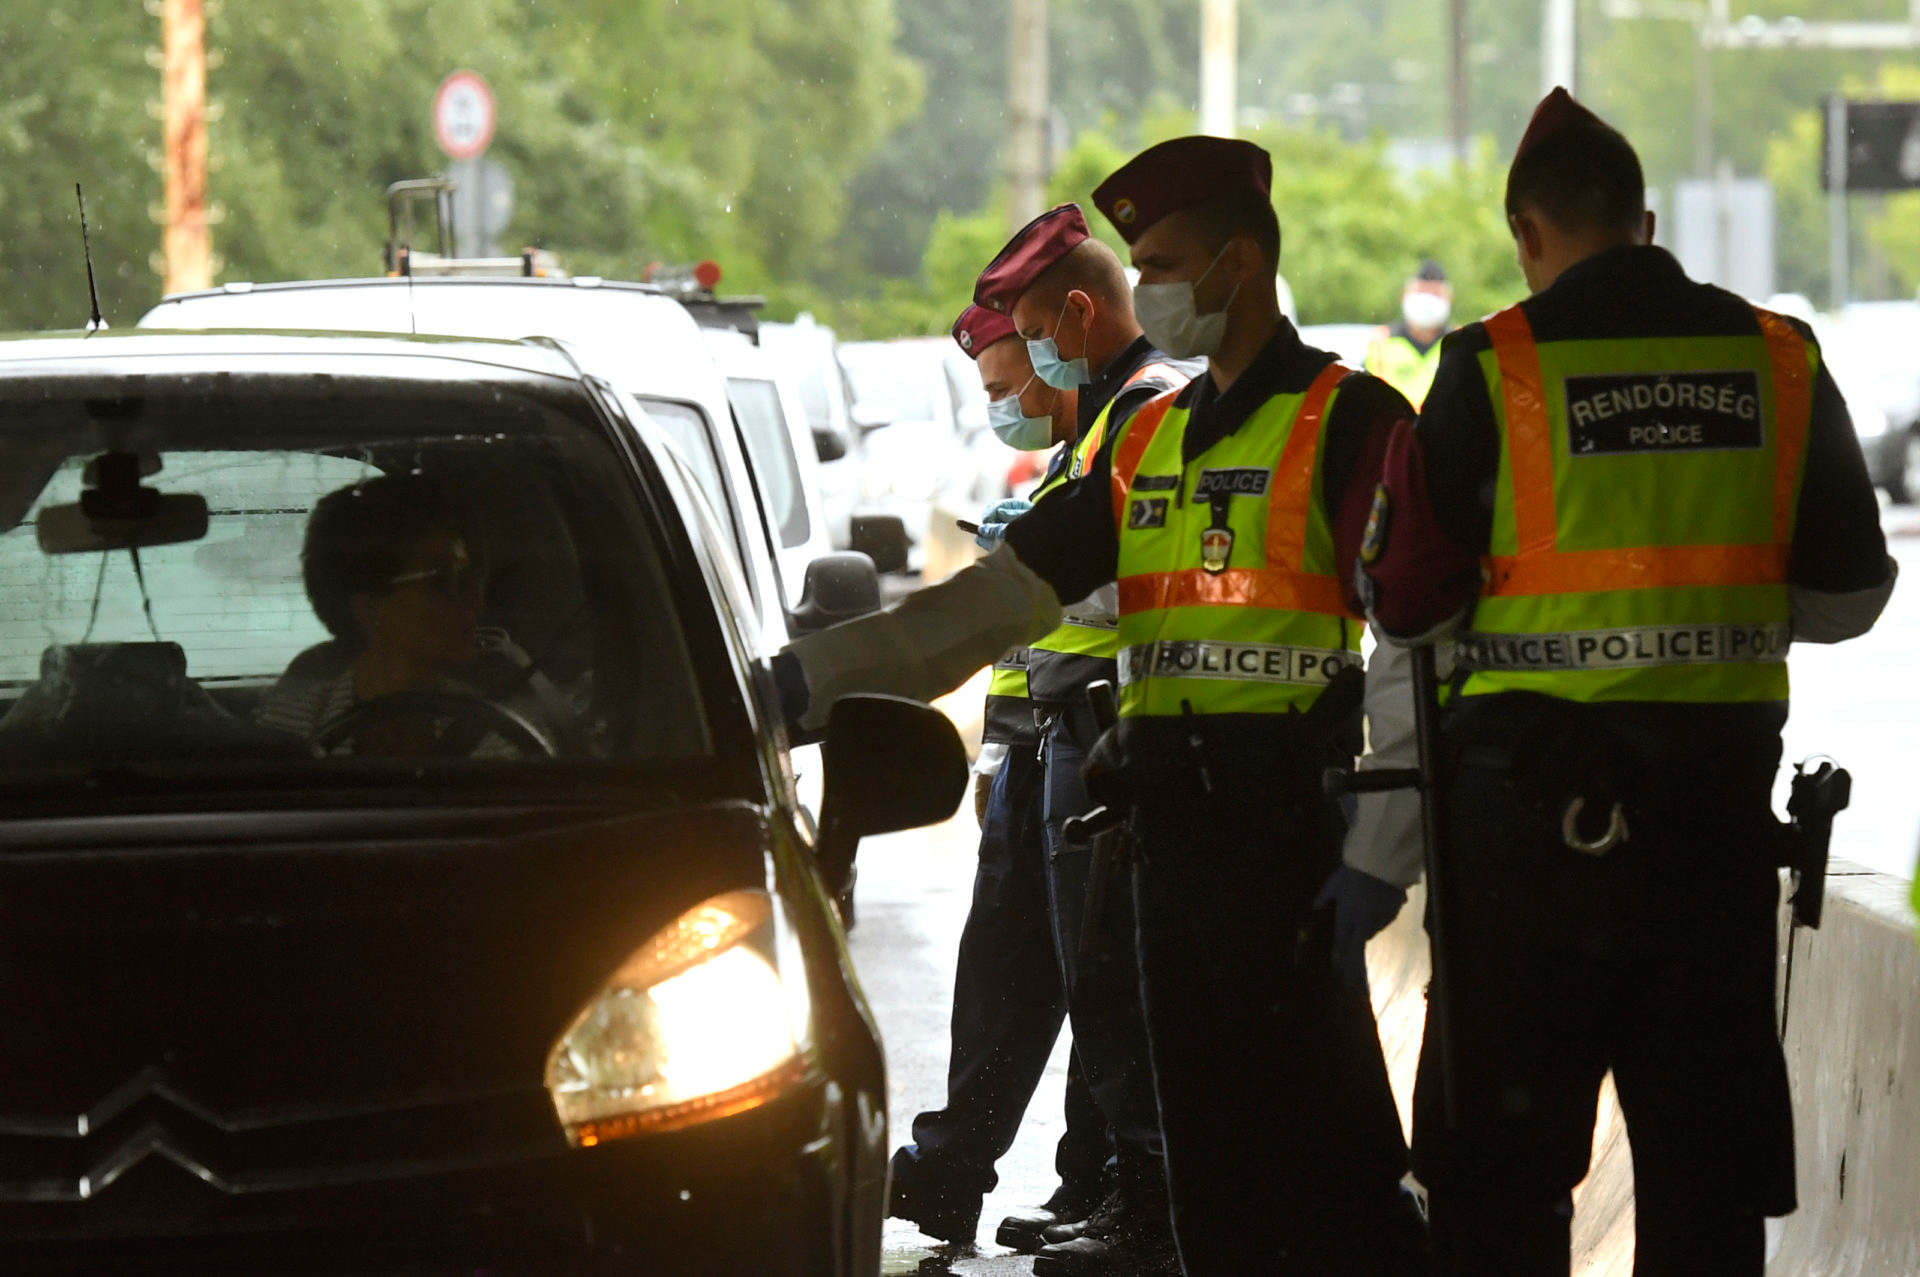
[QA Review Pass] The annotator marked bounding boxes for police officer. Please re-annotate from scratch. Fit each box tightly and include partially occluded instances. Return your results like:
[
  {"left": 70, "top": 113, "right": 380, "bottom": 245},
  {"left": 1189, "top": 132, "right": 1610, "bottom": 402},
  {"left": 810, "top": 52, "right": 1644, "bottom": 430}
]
[
  {"left": 776, "top": 137, "right": 1428, "bottom": 1274},
  {"left": 1363, "top": 260, "right": 1451, "bottom": 410},
  {"left": 971, "top": 204, "right": 1192, "bottom": 1274},
  {"left": 1355, "top": 89, "right": 1896, "bottom": 1275},
  {"left": 885, "top": 303, "right": 1110, "bottom": 1252}
]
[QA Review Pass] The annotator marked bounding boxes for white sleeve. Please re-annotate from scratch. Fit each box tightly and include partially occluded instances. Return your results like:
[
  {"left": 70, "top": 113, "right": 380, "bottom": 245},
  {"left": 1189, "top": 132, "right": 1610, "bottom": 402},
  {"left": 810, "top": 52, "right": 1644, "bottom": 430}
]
[
  {"left": 1791, "top": 556, "right": 1897, "bottom": 644},
  {"left": 1338, "top": 637, "right": 1449, "bottom": 889},
  {"left": 784, "top": 543, "right": 1065, "bottom": 734},
  {"left": 973, "top": 739, "right": 1012, "bottom": 777}
]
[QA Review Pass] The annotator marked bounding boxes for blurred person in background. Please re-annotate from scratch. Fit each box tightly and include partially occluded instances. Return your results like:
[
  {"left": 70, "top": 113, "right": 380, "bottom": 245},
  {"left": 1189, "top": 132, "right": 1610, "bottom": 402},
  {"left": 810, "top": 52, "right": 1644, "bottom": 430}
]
[{"left": 1364, "top": 259, "right": 1453, "bottom": 410}]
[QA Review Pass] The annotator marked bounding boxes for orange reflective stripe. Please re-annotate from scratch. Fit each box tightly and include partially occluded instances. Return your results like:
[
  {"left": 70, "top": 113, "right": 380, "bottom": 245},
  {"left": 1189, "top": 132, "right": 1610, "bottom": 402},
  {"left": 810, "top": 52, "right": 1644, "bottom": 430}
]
[
  {"left": 1753, "top": 306, "right": 1813, "bottom": 543},
  {"left": 1483, "top": 306, "right": 1556, "bottom": 556},
  {"left": 1109, "top": 389, "right": 1179, "bottom": 524},
  {"left": 1119, "top": 567, "right": 1349, "bottom": 615},
  {"left": 1487, "top": 543, "right": 1790, "bottom": 596},
  {"left": 1264, "top": 362, "right": 1348, "bottom": 566}
]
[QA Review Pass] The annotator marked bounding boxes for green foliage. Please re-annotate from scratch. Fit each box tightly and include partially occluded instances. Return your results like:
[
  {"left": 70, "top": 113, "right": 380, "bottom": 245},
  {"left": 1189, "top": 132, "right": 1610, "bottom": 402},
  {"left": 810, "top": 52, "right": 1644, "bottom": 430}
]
[{"left": 0, "top": 1, "right": 914, "bottom": 331}]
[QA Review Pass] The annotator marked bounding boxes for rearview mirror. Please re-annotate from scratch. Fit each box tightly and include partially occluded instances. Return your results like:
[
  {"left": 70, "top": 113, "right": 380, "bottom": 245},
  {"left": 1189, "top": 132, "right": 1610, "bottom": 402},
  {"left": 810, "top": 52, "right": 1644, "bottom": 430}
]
[
  {"left": 787, "top": 552, "right": 882, "bottom": 634},
  {"left": 812, "top": 424, "right": 849, "bottom": 463},
  {"left": 849, "top": 514, "right": 910, "bottom": 575},
  {"left": 814, "top": 694, "right": 967, "bottom": 893},
  {"left": 37, "top": 493, "right": 209, "bottom": 555}
]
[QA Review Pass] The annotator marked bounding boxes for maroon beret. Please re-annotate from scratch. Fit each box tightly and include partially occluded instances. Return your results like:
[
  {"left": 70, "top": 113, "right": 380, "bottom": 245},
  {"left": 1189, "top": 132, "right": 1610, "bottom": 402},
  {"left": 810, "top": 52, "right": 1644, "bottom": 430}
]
[
  {"left": 1512, "top": 87, "right": 1612, "bottom": 166},
  {"left": 951, "top": 303, "right": 1018, "bottom": 360},
  {"left": 972, "top": 204, "right": 1090, "bottom": 314},
  {"left": 1092, "top": 136, "right": 1273, "bottom": 244}
]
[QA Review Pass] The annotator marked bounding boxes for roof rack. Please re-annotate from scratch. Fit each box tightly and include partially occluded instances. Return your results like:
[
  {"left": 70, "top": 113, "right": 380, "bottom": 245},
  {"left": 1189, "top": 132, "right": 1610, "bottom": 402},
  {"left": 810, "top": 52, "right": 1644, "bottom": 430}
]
[{"left": 383, "top": 177, "right": 565, "bottom": 279}]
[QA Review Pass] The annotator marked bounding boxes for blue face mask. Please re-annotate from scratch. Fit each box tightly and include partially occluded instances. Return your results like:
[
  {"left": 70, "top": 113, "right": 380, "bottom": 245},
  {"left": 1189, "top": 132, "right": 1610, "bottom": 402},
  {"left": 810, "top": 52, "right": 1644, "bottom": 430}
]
[
  {"left": 1026, "top": 299, "right": 1092, "bottom": 389},
  {"left": 987, "top": 375, "right": 1055, "bottom": 450}
]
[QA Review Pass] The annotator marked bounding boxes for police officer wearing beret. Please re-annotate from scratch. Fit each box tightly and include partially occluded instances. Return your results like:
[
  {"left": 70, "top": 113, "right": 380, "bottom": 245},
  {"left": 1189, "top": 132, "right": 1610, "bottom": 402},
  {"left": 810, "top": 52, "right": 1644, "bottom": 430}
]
[
  {"left": 1355, "top": 89, "right": 1895, "bottom": 1275},
  {"left": 884, "top": 303, "right": 1112, "bottom": 1255},
  {"left": 971, "top": 206, "right": 1192, "bottom": 1274},
  {"left": 775, "top": 136, "right": 1429, "bottom": 1274}
]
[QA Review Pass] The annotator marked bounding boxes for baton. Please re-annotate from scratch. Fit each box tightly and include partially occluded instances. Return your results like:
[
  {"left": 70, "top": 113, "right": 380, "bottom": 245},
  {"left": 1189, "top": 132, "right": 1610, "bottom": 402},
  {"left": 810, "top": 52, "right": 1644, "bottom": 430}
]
[
  {"left": 954, "top": 518, "right": 981, "bottom": 535},
  {"left": 1323, "top": 644, "right": 1460, "bottom": 1128}
]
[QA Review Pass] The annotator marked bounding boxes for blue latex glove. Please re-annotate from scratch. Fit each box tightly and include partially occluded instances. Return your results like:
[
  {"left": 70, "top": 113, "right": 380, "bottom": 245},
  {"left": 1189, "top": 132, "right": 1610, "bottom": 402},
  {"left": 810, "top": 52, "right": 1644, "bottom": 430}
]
[
  {"left": 974, "top": 498, "right": 1033, "bottom": 550},
  {"left": 1312, "top": 864, "right": 1408, "bottom": 990}
]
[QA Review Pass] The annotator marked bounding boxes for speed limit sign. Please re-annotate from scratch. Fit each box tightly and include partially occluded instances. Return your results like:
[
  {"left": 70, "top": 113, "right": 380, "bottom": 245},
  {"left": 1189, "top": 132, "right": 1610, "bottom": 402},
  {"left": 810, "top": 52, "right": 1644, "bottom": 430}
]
[{"left": 433, "top": 71, "right": 495, "bottom": 161}]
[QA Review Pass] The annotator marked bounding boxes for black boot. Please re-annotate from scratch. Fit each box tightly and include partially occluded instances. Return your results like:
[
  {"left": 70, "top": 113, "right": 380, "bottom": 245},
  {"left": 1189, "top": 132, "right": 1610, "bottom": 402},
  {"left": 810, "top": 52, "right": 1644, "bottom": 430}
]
[
  {"left": 996, "top": 1182, "right": 1100, "bottom": 1253},
  {"left": 885, "top": 1147, "right": 982, "bottom": 1245},
  {"left": 1031, "top": 1172, "right": 1179, "bottom": 1276}
]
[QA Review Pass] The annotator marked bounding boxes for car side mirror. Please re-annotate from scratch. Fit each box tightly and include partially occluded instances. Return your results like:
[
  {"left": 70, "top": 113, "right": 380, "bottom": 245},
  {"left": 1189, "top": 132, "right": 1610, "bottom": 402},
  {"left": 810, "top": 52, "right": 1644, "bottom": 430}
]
[
  {"left": 812, "top": 423, "right": 850, "bottom": 463},
  {"left": 787, "top": 552, "right": 881, "bottom": 634},
  {"left": 849, "top": 402, "right": 891, "bottom": 433},
  {"left": 849, "top": 514, "right": 910, "bottom": 575},
  {"left": 815, "top": 694, "right": 967, "bottom": 894}
]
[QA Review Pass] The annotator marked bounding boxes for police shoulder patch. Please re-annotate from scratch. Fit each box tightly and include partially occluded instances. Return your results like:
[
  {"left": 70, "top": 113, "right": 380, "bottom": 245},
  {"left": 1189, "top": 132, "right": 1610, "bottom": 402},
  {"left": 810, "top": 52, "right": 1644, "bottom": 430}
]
[{"left": 1359, "top": 483, "right": 1391, "bottom": 566}]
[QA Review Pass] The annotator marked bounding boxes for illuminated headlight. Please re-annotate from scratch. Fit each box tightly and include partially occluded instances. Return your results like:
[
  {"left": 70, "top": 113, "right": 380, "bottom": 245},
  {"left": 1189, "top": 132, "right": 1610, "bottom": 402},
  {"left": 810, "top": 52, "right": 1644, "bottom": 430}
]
[{"left": 544, "top": 890, "right": 812, "bottom": 1147}]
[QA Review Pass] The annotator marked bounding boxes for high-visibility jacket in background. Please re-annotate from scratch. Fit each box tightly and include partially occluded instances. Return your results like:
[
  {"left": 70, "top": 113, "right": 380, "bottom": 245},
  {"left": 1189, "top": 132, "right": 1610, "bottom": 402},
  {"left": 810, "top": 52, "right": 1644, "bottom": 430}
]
[
  {"left": 1456, "top": 304, "right": 1815, "bottom": 705},
  {"left": 1365, "top": 328, "right": 1442, "bottom": 410}
]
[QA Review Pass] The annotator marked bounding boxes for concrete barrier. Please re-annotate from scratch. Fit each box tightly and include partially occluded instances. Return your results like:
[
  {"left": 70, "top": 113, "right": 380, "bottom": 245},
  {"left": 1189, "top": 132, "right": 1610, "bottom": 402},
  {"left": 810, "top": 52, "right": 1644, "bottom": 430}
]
[{"left": 1366, "top": 858, "right": 1920, "bottom": 1274}]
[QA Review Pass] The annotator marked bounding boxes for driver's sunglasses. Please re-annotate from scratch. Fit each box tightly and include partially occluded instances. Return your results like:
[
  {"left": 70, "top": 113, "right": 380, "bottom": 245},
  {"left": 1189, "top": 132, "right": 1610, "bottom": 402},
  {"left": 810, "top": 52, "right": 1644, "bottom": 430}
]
[{"left": 385, "top": 562, "right": 486, "bottom": 601}]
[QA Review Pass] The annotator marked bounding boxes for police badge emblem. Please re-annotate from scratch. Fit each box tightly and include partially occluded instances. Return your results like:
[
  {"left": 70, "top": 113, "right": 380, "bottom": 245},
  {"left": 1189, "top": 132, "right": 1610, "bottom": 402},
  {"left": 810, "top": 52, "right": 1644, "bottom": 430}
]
[
  {"left": 1201, "top": 495, "right": 1233, "bottom": 574},
  {"left": 1359, "top": 483, "right": 1391, "bottom": 565},
  {"left": 1200, "top": 527, "right": 1233, "bottom": 573}
]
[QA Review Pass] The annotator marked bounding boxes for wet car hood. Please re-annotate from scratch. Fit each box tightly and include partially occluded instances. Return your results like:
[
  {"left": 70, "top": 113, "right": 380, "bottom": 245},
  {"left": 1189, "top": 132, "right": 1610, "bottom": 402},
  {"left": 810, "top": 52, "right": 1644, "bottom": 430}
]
[{"left": 0, "top": 801, "right": 774, "bottom": 1126}]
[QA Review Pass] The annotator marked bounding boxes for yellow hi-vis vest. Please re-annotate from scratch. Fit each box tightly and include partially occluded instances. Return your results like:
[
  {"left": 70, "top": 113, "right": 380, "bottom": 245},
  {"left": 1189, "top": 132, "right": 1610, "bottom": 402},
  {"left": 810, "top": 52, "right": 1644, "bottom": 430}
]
[
  {"left": 982, "top": 362, "right": 1185, "bottom": 739},
  {"left": 1109, "top": 362, "right": 1362, "bottom": 720},
  {"left": 1364, "top": 329, "right": 1442, "bottom": 410},
  {"left": 1457, "top": 304, "right": 1815, "bottom": 704}
]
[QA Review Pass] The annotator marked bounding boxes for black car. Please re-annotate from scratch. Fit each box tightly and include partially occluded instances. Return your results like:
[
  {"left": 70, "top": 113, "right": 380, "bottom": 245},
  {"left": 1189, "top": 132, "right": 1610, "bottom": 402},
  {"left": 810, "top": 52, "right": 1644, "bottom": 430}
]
[{"left": 0, "top": 331, "right": 964, "bottom": 1273}]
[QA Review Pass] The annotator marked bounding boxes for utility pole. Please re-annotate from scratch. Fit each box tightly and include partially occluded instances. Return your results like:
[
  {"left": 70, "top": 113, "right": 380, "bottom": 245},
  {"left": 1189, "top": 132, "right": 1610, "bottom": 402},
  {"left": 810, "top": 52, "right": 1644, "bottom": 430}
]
[
  {"left": 1542, "top": 0, "right": 1579, "bottom": 95},
  {"left": 1006, "top": 0, "right": 1049, "bottom": 231},
  {"left": 1449, "top": 0, "right": 1468, "bottom": 165},
  {"left": 160, "top": 0, "right": 211, "bottom": 293},
  {"left": 1199, "top": 0, "right": 1238, "bottom": 138}
]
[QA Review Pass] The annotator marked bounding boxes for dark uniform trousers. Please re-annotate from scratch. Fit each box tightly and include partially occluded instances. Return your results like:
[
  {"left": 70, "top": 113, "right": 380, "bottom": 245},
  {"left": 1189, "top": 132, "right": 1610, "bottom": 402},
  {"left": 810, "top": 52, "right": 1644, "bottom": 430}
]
[
  {"left": 1126, "top": 751, "right": 1421, "bottom": 1275},
  {"left": 1040, "top": 718, "right": 1165, "bottom": 1178},
  {"left": 901, "top": 745, "right": 1108, "bottom": 1200},
  {"left": 1412, "top": 694, "right": 1795, "bottom": 1277}
]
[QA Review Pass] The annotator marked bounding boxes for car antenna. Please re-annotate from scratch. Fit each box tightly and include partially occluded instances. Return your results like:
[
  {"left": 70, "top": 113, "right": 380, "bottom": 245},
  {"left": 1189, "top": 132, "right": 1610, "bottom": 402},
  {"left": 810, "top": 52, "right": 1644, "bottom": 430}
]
[{"left": 75, "top": 183, "right": 107, "bottom": 335}]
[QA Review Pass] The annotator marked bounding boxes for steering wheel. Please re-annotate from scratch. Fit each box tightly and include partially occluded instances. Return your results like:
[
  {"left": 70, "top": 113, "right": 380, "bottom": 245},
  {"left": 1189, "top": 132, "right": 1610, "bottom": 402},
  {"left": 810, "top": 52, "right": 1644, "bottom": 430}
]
[{"left": 313, "top": 688, "right": 559, "bottom": 759}]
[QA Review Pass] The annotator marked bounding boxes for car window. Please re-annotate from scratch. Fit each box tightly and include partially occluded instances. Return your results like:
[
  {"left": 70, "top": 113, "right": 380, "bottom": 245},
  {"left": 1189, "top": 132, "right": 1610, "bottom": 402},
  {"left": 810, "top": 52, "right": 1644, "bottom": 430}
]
[
  {"left": 634, "top": 396, "right": 751, "bottom": 555},
  {"left": 726, "top": 377, "right": 810, "bottom": 549},
  {"left": 0, "top": 379, "right": 717, "bottom": 791}
]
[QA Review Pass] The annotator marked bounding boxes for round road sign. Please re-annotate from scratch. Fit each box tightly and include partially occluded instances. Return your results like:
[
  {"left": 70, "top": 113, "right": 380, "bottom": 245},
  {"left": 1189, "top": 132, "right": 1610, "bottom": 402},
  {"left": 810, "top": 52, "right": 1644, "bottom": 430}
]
[{"left": 434, "top": 71, "right": 495, "bottom": 161}]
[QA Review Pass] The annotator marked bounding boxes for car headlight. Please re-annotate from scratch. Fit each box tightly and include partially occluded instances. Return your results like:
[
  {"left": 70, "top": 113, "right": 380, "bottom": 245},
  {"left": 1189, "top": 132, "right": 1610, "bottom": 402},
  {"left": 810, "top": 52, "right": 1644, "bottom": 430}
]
[{"left": 544, "top": 889, "right": 812, "bottom": 1147}]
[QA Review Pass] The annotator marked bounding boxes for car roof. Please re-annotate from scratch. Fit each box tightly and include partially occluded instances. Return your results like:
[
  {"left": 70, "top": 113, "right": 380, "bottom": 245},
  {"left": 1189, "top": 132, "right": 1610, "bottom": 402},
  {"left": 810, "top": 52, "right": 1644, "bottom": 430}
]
[
  {"left": 141, "top": 276, "right": 729, "bottom": 412},
  {"left": 0, "top": 328, "right": 589, "bottom": 384}
]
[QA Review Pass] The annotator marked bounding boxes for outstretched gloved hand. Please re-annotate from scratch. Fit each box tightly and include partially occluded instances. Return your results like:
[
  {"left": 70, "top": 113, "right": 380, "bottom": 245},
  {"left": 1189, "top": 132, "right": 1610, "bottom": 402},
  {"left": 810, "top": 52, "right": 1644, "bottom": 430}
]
[
  {"left": 973, "top": 498, "right": 1034, "bottom": 550},
  {"left": 1313, "top": 863, "right": 1408, "bottom": 989}
]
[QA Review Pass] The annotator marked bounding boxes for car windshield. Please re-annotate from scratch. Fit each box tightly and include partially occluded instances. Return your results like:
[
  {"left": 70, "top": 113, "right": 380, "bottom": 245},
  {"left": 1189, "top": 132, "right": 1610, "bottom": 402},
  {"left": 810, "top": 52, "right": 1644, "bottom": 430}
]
[{"left": 0, "top": 370, "right": 716, "bottom": 798}]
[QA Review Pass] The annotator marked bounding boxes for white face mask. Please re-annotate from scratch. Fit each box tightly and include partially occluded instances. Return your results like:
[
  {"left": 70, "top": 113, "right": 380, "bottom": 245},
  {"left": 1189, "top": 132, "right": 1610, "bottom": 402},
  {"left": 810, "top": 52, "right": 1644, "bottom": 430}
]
[
  {"left": 987, "top": 375, "right": 1055, "bottom": 450},
  {"left": 1132, "top": 245, "right": 1241, "bottom": 360},
  {"left": 1402, "top": 290, "right": 1452, "bottom": 332}
]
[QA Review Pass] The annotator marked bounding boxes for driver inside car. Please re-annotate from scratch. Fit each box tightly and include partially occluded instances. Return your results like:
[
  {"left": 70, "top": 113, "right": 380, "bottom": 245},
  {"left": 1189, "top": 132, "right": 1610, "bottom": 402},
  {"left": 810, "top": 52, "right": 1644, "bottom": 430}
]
[{"left": 258, "top": 474, "right": 566, "bottom": 758}]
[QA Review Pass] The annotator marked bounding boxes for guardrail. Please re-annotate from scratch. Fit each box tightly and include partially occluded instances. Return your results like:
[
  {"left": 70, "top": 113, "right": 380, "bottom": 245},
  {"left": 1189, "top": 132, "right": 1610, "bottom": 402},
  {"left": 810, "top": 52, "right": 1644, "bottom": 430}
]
[{"left": 1366, "top": 857, "right": 1920, "bottom": 1273}]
